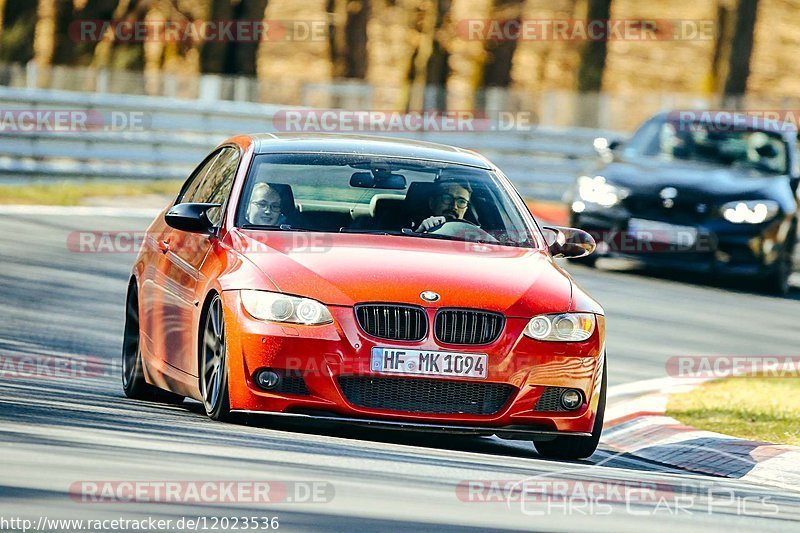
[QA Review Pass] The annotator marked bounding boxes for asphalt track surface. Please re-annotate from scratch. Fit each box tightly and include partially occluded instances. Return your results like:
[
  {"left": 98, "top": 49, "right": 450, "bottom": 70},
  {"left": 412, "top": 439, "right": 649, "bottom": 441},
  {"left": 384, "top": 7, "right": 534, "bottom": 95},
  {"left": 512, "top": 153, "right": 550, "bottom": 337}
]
[{"left": 1, "top": 211, "right": 799, "bottom": 532}]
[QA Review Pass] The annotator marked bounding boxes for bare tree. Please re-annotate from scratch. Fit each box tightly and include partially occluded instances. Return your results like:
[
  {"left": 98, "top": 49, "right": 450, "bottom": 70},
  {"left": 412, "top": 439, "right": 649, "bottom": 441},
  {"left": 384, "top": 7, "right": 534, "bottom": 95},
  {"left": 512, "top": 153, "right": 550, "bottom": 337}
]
[
  {"left": 575, "top": 0, "right": 612, "bottom": 127},
  {"left": 33, "top": 0, "right": 58, "bottom": 69},
  {"left": 406, "top": 0, "right": 450, "bottom": 111},
  {"left": 723, "top": 0, "right": 759, "bottom": 98},
  {"left": 576, "top": 0, "right": 611, "bottom": 93},
  {"left": 476, "top": 0, "right": 524, "bottom": 111},
  {"left": 327, "top": 0, "right": 370, "bottom": 79}
]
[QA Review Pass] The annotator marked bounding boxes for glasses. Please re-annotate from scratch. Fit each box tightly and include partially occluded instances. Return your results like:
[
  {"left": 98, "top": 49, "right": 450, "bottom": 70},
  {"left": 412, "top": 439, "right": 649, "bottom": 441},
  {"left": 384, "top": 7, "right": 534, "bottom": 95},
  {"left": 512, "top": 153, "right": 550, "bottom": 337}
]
[
  {"left": 251, "top": 200, "right": 282, "bottom": 212},
  {"left": 438, "top": 193, "right": 470, "bottom": 209}
]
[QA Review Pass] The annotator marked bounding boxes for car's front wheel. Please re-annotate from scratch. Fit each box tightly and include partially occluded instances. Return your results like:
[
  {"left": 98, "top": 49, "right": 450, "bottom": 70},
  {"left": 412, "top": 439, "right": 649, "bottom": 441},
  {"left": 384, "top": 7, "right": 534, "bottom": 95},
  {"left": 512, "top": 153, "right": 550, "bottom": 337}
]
[
  {"left": 122, "top": 282, "right": 184, "bottom": 404},
  {"left": 200, "top": 293, "right": 232, "bottom": 420},
  {"left": 533, "top": 361, "right": 606, "bottom": 460},
  {"left": 759, "top": 234, "right": 795, "bottom": 296}
]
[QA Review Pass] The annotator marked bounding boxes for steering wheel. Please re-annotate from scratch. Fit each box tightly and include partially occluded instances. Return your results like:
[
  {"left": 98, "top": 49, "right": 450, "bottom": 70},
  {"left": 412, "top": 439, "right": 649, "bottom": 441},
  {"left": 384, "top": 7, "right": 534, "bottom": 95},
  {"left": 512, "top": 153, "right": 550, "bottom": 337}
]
[{"left": 428, "top": 216, "right": 497, "bottom": 242}]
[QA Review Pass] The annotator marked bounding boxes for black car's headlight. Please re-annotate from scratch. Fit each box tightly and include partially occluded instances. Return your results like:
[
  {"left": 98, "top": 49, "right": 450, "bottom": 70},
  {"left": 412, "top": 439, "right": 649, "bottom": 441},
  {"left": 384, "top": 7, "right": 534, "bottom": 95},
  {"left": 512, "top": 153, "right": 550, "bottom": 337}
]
[
  {"left": 240, "top": 290, "right": 333, "bottom": 325},
  {"left": 575, "top": 175, "right": 629, "bottom": 209},
  {"left": 523, "top": 313, "right": 596, "bottom": 342},
  {"left": 720, "top": 200, "right": 779, "bottom": 224}
]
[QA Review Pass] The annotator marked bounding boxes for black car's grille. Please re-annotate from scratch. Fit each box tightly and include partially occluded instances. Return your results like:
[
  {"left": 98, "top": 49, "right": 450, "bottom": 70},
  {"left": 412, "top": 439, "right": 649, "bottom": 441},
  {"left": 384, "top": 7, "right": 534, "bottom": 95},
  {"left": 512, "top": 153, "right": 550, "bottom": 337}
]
[
  {"left": 434, "top": 309, "right": 504, "bottom": 345},
  {"left": 623, "top": 197, "right": 713, "bottom": 224},
  {"left": 534, "top": 387, "right": 570, "bottom": 412},
  {"left": 337, "top": 376, "right": 516, "bottom": 415},
  {"left": 355, "top": 304, "right": 427, "bottom": 341}
]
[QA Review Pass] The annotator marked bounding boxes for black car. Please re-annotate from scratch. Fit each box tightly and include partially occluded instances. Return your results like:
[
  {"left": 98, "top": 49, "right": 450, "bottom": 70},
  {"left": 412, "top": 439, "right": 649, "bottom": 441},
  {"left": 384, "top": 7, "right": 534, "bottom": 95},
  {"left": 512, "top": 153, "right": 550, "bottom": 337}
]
[{"left": 564, "top": 111, "right": 799, "bottom": 295}]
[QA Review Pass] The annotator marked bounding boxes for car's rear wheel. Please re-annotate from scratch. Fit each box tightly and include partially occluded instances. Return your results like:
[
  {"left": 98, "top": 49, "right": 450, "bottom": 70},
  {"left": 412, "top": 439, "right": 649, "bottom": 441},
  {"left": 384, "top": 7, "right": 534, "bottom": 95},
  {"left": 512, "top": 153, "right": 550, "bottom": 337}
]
[
  {"left": 122, "top": 282, "right": 184, "bottom": 404},
  {"left": 533, "top": 360, "right": 606, "bottom": 460},
  {"left": 200, "top": 294, "right": 232, "bottom": 421}
]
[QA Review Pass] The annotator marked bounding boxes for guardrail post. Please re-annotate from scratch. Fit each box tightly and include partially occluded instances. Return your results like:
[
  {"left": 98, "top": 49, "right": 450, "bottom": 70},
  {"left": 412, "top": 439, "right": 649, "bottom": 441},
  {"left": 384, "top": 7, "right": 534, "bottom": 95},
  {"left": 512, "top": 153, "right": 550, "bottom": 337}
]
[{"left": 199, "top": 75, "right": 223, "bottom": 101}]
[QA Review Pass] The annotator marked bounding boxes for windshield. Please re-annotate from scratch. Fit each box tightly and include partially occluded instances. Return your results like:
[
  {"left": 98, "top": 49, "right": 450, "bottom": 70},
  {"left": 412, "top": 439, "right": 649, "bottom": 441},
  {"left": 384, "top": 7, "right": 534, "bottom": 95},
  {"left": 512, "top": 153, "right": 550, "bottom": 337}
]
[
  {"left": 236, "top": 153, "right": 539, "bottom": 249},
  {"left": 623, "top": 118, "right": 789, "bottom": 175}
]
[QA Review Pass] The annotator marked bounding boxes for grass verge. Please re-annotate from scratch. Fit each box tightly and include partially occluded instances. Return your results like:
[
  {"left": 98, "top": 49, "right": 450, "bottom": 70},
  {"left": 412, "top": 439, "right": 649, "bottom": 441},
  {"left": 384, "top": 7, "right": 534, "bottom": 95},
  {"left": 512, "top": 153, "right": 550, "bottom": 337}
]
[
  {"left": 666, "top": 377, "right": 800, "bottom": 446},
  {"left": 0, "top": 180, "right": 182, "bottom": 206}
]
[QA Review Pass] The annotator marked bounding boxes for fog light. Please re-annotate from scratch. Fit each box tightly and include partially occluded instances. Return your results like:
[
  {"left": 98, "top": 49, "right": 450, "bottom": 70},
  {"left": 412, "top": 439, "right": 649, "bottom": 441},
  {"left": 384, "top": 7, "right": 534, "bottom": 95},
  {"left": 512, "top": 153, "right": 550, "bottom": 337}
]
[
  {"left": 560, "top": 389, "right": 583, "bottom": 410},
  {"left": 255, "top": 369, "right": 281, "bottom": 390}
]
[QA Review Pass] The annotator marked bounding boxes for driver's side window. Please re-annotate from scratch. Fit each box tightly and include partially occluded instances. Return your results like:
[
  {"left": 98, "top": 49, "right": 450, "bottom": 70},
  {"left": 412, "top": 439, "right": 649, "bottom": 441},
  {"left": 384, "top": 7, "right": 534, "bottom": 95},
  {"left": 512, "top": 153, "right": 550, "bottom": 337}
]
[{"left": 177, "top": 150, "right": 223, "bottom": 204}]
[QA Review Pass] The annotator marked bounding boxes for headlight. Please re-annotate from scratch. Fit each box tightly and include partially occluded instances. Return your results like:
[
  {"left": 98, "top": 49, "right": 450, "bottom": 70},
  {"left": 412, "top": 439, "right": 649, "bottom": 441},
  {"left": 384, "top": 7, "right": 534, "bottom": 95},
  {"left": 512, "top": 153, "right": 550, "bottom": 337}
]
[
  {"left": 523, "top": 313, "right": 596, "bottom": 342},
  {"left": 721, "top": 200, "right": 779, "bottom": 224},
  {"left": 240, "top": 290, "right": 333, "bottom": 325},
  {"left": 577, "top": 175, "right": 629, "bottom": 207}
]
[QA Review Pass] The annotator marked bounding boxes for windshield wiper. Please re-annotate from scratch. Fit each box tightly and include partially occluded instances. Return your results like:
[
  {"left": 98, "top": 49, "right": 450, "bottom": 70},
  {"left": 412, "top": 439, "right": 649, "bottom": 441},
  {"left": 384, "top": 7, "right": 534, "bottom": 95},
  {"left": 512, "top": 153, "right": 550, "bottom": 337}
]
[
  {"left": 339, "top": 228, "right": 408, "bottom": 236},
  {"left": 239, "top": 224, "right": 314, "bottom": 232}
]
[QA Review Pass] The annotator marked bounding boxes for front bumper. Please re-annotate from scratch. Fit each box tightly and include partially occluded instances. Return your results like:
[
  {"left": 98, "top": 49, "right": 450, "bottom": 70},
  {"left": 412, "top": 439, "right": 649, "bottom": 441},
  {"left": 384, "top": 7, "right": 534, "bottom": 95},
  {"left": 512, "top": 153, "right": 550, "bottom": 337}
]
[
  {"left": 571, "top": 207, "right": 790, "bottom": 276},
  {"left": 221, "top": 291, "right": 606, "bottom": 436}
]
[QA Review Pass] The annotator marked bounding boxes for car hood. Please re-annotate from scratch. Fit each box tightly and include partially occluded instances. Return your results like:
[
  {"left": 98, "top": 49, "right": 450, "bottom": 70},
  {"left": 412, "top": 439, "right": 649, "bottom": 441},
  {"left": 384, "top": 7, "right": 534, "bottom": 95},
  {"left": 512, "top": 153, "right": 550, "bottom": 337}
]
[
  {"left": 228, "top": 229, "right": 573, "bottom": 316},
  {"left": 598, "top": 157, "right": 783, "bottom": 200}
]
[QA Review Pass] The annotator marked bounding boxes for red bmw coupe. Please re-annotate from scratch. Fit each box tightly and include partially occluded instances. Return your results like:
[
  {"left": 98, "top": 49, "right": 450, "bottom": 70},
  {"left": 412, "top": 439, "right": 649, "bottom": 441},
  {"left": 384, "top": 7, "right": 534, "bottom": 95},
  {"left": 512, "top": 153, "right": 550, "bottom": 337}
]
[{"left": 123, "top": 133, "right": 606, "bottom": 459}]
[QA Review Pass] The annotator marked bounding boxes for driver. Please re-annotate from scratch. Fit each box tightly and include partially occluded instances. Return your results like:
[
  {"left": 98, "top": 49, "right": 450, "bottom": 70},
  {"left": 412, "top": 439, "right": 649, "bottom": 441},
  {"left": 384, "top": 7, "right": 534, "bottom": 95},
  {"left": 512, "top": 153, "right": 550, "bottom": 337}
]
[
  {"left": 246, "top": 183, "right": 287, "bottom": 226},
  {"left": 415, "top": 180, "right": 472, "bottom": 232}
]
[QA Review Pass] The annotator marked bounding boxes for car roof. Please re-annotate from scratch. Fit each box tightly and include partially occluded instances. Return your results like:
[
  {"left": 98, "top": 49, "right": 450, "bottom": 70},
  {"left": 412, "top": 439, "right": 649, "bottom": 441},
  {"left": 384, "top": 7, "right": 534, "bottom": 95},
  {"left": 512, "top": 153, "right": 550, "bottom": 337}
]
[{"left": 249, "top": 133, "right": 493, "bottom": 169}]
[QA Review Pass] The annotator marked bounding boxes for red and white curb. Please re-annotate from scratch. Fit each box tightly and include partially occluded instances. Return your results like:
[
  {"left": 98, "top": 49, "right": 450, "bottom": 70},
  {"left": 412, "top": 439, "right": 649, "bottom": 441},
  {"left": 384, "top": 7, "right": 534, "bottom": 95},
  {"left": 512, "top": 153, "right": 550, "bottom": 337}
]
[{"left": 603, "top": 377, "right": 800, "bottom": 492}]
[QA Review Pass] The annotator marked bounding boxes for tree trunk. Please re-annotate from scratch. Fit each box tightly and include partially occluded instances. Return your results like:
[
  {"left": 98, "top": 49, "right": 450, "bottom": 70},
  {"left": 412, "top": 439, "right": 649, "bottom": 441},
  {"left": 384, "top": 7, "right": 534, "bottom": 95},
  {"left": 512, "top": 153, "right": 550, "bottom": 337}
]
[
  {"left": 201, "top": 0, "right": 232, "bottom": 74},
  {"left": 0, "top": 0, "right": 7, "bottom": 40},
  {"left": 575, "top": 0, "right": 612, "bottom": 127},
  {"left": 576, "top": 0, "right": 611, "bottom": 93},
  {"left": 328, "top": 0, "right": 370, "bottom": 79},
  {"left": 228, "top": 0, "right": 268, "bottom": 76},
  {"left": 481, "top": 0, "right": 523, "bottom": 88},
  {"left": 406, "top": 0, "right": 449, "bottom": 111},
  {"left": 723, "top": 0, "right": 759, "bottom": 97},
  {"left": 33, "top": 0, "right": 58, "bottom": 69}
]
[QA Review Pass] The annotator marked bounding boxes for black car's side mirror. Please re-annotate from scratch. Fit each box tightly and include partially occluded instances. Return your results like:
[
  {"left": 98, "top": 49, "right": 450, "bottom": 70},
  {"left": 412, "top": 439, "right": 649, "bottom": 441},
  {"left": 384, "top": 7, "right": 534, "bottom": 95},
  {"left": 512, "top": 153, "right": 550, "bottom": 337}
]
[
  {"left": 165, "top": 203, "right": 221, "bottom": 234},
  {"left": 542, "top": 226, "right": 596, "bottom": 259}
]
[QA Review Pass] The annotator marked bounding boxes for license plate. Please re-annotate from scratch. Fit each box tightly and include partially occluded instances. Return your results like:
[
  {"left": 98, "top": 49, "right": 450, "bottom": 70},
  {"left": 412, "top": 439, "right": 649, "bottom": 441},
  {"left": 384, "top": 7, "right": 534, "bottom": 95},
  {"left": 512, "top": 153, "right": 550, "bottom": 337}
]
[
  {"left": 370, "top": 348, "right": 488, "bottom": 379},
  {"left": 627, "top": 218, "right": 698, "bottom": 247}
]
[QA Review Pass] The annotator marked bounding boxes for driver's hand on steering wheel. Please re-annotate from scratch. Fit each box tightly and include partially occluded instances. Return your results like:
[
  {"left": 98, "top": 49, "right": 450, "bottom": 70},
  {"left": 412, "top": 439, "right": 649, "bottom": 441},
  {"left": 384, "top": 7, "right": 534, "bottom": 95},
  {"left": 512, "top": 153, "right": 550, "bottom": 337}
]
[{"left": 415, "top": 216, "right": 448, "bottom": 232}]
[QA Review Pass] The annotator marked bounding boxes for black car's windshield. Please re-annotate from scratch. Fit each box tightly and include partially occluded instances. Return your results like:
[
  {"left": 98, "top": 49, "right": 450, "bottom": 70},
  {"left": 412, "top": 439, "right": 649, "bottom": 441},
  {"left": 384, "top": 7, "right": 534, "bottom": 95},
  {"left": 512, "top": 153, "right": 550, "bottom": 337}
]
[
  {"left": 236, "top": 153, "right": 539, "bottom": 249},
  {"left": 623, "top": 118, "right": 789, "bottom": 175}
]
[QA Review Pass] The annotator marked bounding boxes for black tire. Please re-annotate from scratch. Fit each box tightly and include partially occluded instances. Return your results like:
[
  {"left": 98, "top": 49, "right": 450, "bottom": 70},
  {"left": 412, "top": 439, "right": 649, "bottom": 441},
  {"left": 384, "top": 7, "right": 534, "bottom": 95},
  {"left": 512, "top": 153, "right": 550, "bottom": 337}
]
[
  {"left": 534, "top": 360, "right": 607, "bottom": 460},
  {"left": 759, "top": 236, "right": 794, "bottom": 296},
  {"left": 200, "top": 293, "right": 232, "bottom": 421},
  {"left": 122, "top": 282, "right": 184, "bottom": 404}
]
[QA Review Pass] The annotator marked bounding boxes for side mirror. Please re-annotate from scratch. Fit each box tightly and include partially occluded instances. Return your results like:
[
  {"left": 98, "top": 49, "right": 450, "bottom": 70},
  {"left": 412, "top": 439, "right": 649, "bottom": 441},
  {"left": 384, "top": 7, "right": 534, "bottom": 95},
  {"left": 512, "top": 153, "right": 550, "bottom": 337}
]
[
  {"left": 165, "top": 203, "right": 220, "bottom": 234},
  {"left": 542, "top": 226, "right": 596, "bottom": 259}
]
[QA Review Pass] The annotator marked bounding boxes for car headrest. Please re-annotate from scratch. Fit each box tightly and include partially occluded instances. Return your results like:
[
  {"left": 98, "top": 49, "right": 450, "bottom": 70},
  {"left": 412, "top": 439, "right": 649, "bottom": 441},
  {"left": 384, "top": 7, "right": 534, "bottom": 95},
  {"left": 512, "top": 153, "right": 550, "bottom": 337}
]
[
  {"left": 403, "top": 182, "right": 437, "bottom": 215},
  {"left": 261, "top": 182, "right": 296, "bottom": 213},
  {"left": 370, "top": 194, "right": 404, "bottom": 218}
]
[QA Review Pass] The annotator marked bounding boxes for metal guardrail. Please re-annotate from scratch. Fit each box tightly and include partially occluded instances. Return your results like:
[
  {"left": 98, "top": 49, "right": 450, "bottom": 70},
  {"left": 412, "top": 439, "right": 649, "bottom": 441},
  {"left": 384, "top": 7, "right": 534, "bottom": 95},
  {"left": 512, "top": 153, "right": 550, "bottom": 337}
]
[{"left": 0, "top": 86, "right": 620, "bottom": 200}]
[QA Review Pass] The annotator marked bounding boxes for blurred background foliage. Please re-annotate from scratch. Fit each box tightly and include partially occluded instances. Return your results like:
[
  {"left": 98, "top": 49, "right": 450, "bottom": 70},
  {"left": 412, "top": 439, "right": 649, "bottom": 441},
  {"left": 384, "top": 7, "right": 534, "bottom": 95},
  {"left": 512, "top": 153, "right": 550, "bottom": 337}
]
[{"left": 0, "top": 0, "right": 794, "bottom": 114}]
